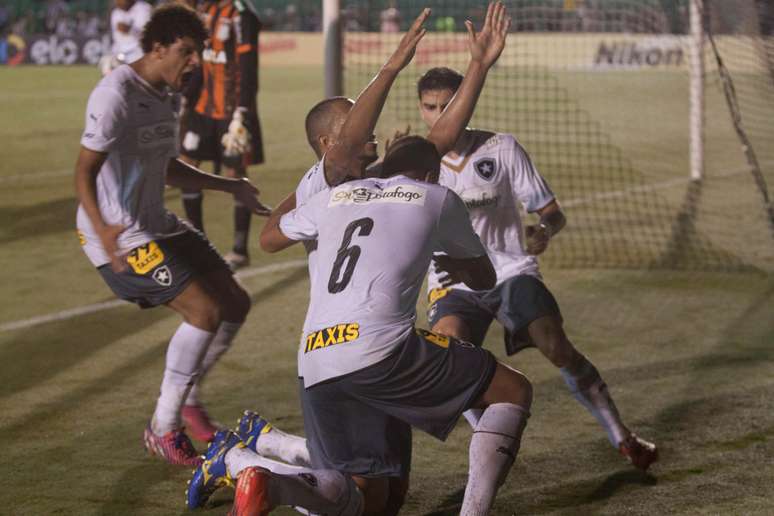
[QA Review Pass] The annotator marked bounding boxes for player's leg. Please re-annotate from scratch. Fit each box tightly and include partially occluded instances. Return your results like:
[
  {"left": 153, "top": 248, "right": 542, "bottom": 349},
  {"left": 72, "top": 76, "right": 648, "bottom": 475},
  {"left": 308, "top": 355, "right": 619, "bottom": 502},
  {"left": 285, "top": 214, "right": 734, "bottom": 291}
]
[
  {"left": 427, "top": 288, "right": 494, "bottom": 428},
  {"left": 179, "top": 154, "right": 206, "bottom": 231},
  {"left": 187, "top": 430, "right": 362, "bottom": 515},
  {"left": 496, "top": 275, "right": 657, "bottom": 469},
  {"left": 222, "top": 163, "right": 252, "bottom": 269},
  {"left": 174, "top": 235, "right": 251, "bottom": 440},
  {"left": 236, "top": 411, "right": 311, "bottom": 467},
  {"left": 461, "top": 362, "right": 532, "bottom": 515}
]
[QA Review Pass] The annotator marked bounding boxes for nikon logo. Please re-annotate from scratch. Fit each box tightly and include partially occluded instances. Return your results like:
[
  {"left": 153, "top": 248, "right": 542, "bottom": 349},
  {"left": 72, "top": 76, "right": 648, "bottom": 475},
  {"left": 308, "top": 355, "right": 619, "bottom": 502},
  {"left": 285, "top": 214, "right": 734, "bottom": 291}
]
[
  {"left": 305, "top": 323, "right": 360, "bottom": 353},
  {"left": 595, "top": 40, "right": 683, "bottom": 68},
  {"left": 329, "top": 184, "right": 426, "bottom": 207}
]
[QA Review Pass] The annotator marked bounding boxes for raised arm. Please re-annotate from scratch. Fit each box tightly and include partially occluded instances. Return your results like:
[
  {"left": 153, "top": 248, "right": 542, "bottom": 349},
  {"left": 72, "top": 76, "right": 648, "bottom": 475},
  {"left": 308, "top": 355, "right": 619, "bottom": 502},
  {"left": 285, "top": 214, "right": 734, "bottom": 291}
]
[
  {"left": 324, "top": 8, "right": 431, "bottom": 186},
  {"left": 427, "top": 1, "right": 511, "bottom": 156}
]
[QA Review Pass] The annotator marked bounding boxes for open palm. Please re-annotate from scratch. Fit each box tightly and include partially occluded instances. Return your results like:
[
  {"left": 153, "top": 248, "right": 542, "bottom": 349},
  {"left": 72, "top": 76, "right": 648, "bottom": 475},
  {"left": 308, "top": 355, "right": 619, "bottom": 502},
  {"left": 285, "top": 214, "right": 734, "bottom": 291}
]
[{"left": 466, "top": 1, "right": 511, "bottom": 68}]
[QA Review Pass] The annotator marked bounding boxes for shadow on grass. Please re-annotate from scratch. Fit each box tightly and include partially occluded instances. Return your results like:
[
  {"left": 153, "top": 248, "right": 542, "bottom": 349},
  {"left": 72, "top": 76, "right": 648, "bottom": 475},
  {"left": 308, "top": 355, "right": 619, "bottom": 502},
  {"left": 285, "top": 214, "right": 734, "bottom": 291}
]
[{"left": 0, "top": 196, "right": 78, "bottom": 244}]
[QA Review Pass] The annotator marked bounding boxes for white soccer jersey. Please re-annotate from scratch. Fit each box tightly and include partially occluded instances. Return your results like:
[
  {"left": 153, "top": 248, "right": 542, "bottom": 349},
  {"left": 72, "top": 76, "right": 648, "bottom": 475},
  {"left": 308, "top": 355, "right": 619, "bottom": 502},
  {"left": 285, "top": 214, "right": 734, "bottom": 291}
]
[
  {"left": 77, "top": 64, "right": 184, "bottom": 267},
  {"left": 281, "top": 175, "right": 486, "bottom": 387},
  {"left": 427, "top": 131, "right": 555, "bottom": 292},
  {"left": 110, "top": 0, "right": 152, "bottom": 63}
]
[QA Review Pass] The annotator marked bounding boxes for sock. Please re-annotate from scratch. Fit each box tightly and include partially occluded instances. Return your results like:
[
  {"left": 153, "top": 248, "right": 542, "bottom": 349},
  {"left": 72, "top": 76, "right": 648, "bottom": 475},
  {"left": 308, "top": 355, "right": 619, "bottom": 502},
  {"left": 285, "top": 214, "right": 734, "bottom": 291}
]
[
  {"left": 151, "top": 322, "right": 214, "bottom": 435},
  {"left": 462, "top": 408, "right": 484, "bottom": 429},
  {"left": 460, "top": 403, "right": 529, "bottom": 516},
  {"left": 227, "top": 448, "right": 362, "bottom": 515},
  {"left": 233, "top": 200, "right": 251, "bottom": 256},
  {"left": 560, "top": 354, "right": 628, "bottom": 447},
  {"left": 182, "top": 190, "right": 204, "bottom": 232},
  {"left": 185, "top": 321, "right": 242, "bottom": 407},
  {"left": 255, "top": 427, "right": 312, "bottom": 467}
]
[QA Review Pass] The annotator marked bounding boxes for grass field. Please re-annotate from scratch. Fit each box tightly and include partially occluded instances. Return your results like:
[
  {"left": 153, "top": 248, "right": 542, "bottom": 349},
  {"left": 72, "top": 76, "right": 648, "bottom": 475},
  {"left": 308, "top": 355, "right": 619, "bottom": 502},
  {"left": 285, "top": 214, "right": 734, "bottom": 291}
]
[{"left": 1, "top": 64, "right": 773, "bottom": 515}]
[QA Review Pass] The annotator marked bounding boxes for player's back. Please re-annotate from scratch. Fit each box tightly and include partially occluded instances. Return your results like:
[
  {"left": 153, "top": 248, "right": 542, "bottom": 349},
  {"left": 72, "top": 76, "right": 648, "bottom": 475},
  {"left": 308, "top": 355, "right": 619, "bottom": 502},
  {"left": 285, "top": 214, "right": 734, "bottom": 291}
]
[{"left": 281, "top": 174, "right": 481, "bottom": 386}]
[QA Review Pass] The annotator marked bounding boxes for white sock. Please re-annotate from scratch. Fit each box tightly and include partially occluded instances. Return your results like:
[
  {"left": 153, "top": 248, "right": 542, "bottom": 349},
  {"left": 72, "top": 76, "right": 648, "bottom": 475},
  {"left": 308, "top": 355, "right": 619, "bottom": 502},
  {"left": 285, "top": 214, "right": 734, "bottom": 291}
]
[
  {"left": 151, "top": 322, "right": 213, "bottom": 435},
  {"left": 185, "top": 321, "right": 242, "bottom": 406},
  {"left": 463, "top": 408, "right": 484, "bottom": 428},
  {"left": 461, "top": 403, "right": 529, "bottom": 516},
  {"left": 256, "top": 427, "right": 312, "bottom": 467},
  {"left": 227, "top": 445, "right": 311, "bottom": 477},
  {"left": 226, "top": 447, "right": 362, "bottom": 515},
  {"left": 560, "top": 355, "right": 628, "bottom": 446}
]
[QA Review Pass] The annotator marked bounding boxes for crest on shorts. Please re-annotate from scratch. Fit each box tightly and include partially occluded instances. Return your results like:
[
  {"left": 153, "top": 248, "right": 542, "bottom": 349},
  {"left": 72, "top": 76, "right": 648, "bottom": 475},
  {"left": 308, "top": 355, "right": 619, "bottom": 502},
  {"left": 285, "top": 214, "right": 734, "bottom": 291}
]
[
  {"left": 473, "top": 158, "right": 496, "bottom": 181},
  {"left": 152, "top": 266, "right": 173, "bottom": 287}
]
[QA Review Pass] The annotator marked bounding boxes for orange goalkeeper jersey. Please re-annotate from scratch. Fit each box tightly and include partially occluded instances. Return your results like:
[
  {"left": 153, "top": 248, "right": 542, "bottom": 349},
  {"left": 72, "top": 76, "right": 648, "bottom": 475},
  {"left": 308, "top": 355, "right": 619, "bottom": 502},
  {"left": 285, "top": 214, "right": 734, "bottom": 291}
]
[{"left": 195, "top": 0, "right": 259, "bottom": 120}]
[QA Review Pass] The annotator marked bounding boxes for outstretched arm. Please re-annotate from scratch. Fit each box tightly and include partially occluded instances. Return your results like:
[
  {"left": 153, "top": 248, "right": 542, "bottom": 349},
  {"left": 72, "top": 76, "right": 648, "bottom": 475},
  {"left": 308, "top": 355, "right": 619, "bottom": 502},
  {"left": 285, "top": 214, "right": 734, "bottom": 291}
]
[
  {"left": 324, "top": 8, "right": 431, "bottom": 186},
  {"left": 427, "top": 1, "right": 511, "bottom": 156},
  {"left": 259, "top": 192, "right": 297, "bottom": 253}
]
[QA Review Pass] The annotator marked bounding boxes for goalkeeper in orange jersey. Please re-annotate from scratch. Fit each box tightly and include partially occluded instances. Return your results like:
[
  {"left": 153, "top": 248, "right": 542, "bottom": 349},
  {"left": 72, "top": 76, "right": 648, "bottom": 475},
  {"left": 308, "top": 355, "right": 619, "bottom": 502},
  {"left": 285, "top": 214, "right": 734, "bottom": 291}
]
[{"left": 179, "top": 0, "right": 269, "bottom": 270}]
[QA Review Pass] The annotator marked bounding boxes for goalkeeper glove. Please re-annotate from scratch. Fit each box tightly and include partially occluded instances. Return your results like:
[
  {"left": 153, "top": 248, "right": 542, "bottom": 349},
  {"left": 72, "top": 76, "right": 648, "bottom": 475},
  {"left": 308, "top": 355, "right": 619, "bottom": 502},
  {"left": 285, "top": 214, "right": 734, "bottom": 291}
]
[{"left": 221, "top": 108, "right": 251, "bottom": 156}]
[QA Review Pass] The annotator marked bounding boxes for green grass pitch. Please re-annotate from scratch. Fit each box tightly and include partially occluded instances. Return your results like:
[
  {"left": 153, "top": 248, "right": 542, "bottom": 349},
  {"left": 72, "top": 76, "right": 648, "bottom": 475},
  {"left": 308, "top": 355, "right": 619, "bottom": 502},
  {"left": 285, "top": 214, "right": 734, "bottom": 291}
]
[{"left": 0, "top": 65, "right": 772, "bottom": 515}]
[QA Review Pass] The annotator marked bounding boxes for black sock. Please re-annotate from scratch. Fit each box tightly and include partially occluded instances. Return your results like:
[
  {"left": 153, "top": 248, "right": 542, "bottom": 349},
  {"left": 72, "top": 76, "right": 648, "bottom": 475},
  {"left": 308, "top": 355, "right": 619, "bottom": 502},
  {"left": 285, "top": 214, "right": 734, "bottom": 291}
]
[
  {"left": 182, "top": 190, "right": 204, "bottom": 232},
  {"left": 233, "top": 202, "right": 251, "bottom": 255}
]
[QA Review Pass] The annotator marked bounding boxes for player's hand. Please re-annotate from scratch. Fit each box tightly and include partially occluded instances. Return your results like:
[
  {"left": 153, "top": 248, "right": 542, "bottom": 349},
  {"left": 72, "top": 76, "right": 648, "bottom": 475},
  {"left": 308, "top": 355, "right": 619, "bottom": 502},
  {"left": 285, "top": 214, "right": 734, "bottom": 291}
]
[
  {"left": 384, "top": 8, "right": 430, "bottom": 72},
  {"left": 385, "top": 124, "right": 411, "bottom": 153},
  {"left": 432, "top": 254, "right": 468, "bottom": 287},
  {"left": 466, "top": 1, "right": 511, "bottom": 69},
  {"left": 97, "top": 224, "right": 128, "bottom": 272},
  {"left": 232, "top": 177, "right": 272, "bottom": 217},
  {"left": 221, "top": 108, "right": 252, "bottom": 156},
  {"left": 525, "top": 224, "right": 550, "bottom": 255}
]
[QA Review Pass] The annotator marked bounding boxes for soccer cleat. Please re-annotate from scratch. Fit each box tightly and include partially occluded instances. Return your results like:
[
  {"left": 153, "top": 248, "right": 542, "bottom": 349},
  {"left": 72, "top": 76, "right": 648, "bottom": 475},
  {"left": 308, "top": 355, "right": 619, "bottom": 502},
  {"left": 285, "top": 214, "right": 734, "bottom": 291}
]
[
  {"left": 143, "top": 424, "right": 202, "bottom": 467},
  {"left": 182, "top": 404, "right": 221, "bottom": 442},
  {"left": 619, "top": 433, "right": 659, "bottom": 471},
  {"left": 236, "top": 411, "right": 273, "bottom": 453},
  {"left": 224, "top": 252, "right": 250, "bottom": 271},
  {"left": 186, "top": 429, "right": 242, "bottom": 509},
  {"left": 228, "top": 466, "right": 273, "bottom": 516}
]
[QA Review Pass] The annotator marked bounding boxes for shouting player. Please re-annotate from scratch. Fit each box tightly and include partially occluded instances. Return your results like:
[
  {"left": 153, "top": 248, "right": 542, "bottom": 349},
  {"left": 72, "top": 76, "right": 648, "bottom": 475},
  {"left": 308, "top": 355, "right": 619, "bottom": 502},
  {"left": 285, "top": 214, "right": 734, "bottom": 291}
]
[
  {"left": 75, "top": 4, "right": 267, "bottom": 466},
  {"left": 179, "top": 0, "right": 268, "bottom": 270},
  {"left": 418, "top": 66, "right": 659, "bottom": 470}
]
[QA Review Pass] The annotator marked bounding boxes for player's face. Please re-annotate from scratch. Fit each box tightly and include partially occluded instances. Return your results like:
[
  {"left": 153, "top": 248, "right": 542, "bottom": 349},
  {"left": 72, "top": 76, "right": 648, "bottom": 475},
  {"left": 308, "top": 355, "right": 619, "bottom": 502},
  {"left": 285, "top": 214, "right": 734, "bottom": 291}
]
[
  {"left": 418, "top": 88, "right": 455, "bottom": 130},
  {"left": 158, "top": 37, "right": 201, "bottom": 91}
]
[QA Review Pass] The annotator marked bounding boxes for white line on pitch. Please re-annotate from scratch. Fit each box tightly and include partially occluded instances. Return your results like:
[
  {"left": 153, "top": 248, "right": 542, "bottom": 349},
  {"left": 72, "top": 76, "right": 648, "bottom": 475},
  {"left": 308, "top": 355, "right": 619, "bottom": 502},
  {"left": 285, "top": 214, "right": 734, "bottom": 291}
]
[{"left": 0, "top": 258, "right": 308, "bottom": 333}]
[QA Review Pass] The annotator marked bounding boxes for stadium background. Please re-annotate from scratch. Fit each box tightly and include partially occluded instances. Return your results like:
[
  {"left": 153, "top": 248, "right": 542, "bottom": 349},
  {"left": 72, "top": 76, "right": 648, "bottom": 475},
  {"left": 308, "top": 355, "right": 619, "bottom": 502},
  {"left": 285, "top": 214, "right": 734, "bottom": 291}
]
[{"left": 0, "top": 1, "right": 773, "bottom": 514}]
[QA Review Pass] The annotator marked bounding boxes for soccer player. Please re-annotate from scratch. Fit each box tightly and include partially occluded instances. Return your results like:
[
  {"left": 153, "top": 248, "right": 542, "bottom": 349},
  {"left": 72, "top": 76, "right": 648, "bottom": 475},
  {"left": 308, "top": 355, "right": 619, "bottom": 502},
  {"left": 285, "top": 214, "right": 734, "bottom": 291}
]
[
  {"left": 74, "top": 4, "right": 268, "bottom": 465},
  {"left": 178, "top": 0, "right": 268, "bottom": 270},
  {"left": 417, "top": 66, "right": 659, "bottom": 470},
  {"left": 100, "top": 0, "right": 152, "bottom": 75},
  {"left": 186, "top": 5, "right": 524, "bottom": 515}
]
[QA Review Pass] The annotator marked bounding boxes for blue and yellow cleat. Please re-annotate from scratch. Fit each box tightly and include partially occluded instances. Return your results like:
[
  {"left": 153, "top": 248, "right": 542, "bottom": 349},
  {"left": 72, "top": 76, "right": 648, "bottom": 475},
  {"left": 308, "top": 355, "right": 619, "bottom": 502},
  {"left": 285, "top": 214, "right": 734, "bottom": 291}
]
[
  {"left": 186, "top": 429, "right": 242, "bottom": 509},
  {"left": 236, "top": 411, "right": 273, "bottom": 453}
]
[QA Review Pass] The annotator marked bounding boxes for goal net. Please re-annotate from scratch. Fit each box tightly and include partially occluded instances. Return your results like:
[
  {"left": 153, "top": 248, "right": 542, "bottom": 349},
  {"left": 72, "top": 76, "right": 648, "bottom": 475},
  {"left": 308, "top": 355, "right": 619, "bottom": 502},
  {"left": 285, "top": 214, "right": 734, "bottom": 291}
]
[{"left": 341, "top": 0, "right": 774, "bottom": 272}]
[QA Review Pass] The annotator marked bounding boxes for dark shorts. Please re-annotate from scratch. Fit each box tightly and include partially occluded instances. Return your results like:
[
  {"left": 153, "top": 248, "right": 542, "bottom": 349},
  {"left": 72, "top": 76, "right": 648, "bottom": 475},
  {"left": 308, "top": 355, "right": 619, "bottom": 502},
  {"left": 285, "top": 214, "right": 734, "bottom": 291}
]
[
  {"left": 97, "top": 229, "right": 230, "bottom": 309},
  {"left": 427, "top": 274, "right": 562, "bottom": 355},
  {"left": 179, "top": 108, "right": 265, "bottom": 168},
  {"left": 300, "top": 328, "right": 497, "bottom": 477}
]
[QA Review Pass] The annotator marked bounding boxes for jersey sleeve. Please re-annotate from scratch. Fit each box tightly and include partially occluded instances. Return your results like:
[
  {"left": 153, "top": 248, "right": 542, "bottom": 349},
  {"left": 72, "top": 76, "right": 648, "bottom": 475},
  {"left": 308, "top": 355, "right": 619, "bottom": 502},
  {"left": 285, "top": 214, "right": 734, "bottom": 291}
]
[
  {"left": 131, "top": 3, "right": 152, "bottom": 38},
  {"left": 504, "top": 135, "right": 555, "bottom": 213},
  {"left": 279, "top": 195, "right": 320, "bottom": 242},
  {"left": 295, "top": 159, "right": 329, "bottom": 206},
  {"left": 81, "top": 86, "right": 127, "bottom": 153},
  {"left": 436, "top": 189, "right": 487, "bottom": 258},
  {"left": 236, "top": 8, "right": 259, "bottom": 109}
]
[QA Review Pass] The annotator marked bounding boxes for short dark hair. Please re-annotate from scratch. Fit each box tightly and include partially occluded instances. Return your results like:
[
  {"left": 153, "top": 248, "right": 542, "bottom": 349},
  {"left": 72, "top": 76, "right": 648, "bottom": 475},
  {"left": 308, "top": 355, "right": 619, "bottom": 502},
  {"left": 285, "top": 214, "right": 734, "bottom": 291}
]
[
  {"left": 381, "top": 135, "right": 440, "bottom": 178},
  {"left": 417, "top": 67, "right": 464, "bottom": 98},
  {"left": 141, "top": 4, "right": 208, "bottom": 54},
  {"left": 304, "top": 97, "right": 354, "bottom": 157}
]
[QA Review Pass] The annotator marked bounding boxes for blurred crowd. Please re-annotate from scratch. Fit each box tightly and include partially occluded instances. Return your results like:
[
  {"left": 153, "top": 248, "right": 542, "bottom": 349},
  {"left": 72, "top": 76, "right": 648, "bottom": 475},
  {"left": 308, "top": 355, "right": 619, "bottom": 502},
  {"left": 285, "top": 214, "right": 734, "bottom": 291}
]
[{"left": 0, "top": 0, "right": 771, "bottom": 39}]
